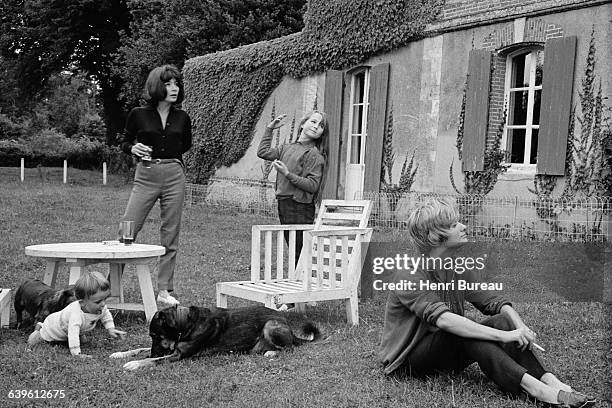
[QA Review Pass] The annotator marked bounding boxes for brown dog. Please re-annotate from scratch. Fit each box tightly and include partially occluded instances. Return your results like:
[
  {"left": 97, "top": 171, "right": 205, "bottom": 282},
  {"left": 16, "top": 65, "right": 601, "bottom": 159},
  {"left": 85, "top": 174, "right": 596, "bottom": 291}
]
[{"left": 14, "top": 279, "right": 76, "bottom": 328}]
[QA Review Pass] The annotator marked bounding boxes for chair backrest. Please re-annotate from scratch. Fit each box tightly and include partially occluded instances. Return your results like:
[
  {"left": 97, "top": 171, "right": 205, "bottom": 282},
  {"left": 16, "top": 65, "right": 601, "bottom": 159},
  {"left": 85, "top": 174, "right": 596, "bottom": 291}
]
[
  {"left": 300, "top": 227, "right": 372, "bottom": 291},
  {"left": 298, "top": 200, "right": 373, "bottom": 289},
  {"left": 314, "top": 200, "right": 372, "bottom": 229},
  {"left": 250, "top": 200, "right": 372, "bottom": 285}
]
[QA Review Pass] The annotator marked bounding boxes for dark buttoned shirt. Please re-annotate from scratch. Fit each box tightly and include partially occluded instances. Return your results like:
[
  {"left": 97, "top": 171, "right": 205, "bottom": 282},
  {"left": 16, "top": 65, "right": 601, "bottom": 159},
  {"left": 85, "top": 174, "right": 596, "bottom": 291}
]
[{"left": 121, "top": 105, "right": 192, "bottom": 160}]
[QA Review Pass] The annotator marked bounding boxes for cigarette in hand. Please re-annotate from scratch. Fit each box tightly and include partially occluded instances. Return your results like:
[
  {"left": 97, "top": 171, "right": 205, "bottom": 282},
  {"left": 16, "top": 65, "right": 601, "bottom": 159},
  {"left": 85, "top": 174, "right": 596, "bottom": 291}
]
[{"left": 532, "top": 342, "right": 545, "bottom": 352}]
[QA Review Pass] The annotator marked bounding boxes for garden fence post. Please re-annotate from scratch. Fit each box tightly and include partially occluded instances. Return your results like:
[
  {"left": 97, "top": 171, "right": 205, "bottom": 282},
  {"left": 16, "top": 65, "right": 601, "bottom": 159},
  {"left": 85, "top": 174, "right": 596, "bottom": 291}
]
[
  {"left": 103, "top": 162, "right": 107, "bottom": 185},
  {"left": 20, "top": 158, "right": 24, "bottom": 182},
  {"left": 63, "top": 160, "right": 67, "bottom": 184},
  {"left": 513, "top": 196, "right": 518, "bottom": 235}
]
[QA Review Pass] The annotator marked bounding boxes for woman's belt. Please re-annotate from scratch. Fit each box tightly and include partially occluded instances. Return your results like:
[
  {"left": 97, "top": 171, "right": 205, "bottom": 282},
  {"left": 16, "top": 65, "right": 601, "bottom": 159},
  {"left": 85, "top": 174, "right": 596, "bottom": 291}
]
[{"left": 149, "top": 158, "right": 182, "bottom": 164}]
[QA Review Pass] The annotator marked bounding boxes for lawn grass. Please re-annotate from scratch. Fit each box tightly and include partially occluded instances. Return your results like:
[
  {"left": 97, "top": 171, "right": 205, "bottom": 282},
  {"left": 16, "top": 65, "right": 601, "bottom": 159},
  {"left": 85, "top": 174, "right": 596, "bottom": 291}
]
[{"left": 0, "top": 168, "right": 610, "bottom": 408}]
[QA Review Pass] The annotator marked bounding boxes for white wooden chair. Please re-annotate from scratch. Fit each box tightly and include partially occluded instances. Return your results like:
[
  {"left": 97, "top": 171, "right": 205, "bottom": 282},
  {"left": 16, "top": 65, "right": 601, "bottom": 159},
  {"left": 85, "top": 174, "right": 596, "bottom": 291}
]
[{"left": 216, "top": 200, "right": 372, "bottom": 325}]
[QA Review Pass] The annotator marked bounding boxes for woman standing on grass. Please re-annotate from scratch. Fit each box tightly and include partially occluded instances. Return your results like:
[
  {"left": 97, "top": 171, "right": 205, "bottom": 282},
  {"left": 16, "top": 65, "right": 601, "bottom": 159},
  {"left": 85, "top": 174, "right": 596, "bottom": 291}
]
[
  {"left": 379, "top": 198, "right": 596, "bottom": 408},
  {"left": 257, "top": 110, "right": 329, "bottom": 261},
  {"left": 120, "top": 64, "right": 192, "bottom": 306}
]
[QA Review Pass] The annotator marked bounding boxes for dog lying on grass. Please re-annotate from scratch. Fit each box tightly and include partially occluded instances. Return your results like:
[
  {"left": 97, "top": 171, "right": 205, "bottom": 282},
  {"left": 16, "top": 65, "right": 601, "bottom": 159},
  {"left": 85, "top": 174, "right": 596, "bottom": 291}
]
[
  {"left": 14, "top": 279, "right": 76, "bottom": 328},
  {"left": 110, "top": 305, "right": 321, "bottom": 370}
]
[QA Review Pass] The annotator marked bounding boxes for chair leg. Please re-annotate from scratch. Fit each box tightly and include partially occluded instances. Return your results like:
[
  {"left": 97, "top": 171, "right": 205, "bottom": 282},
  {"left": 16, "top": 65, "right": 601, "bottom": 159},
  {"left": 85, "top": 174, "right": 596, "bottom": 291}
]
[
  {"left": 216, "top": 291, "right": 228, "bottom": 308},
  {"left": 0, "top": 289, "right": 11, "bottom": 328},
  {"left": 345, "top": 296, "right": 359, "bottom": 325},
  {"left": 294, "top": 303, "right": 306, "bottom": 313}
]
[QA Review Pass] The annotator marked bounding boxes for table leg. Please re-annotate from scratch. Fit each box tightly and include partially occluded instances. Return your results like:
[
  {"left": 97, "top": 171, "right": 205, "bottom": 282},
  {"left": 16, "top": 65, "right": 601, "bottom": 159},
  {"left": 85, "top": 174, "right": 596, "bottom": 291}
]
[
  {"left": 135, "top": 264, "right": 157, "bottom": 322},
  {"left": 68, "top": 265, "right": 83, "bottom": 285},
  {"left": 43, "top": 261, "right": 60, "bottom": 287},
  {"left": 108, "top": 264, "right": 124, "bottom": 303}
]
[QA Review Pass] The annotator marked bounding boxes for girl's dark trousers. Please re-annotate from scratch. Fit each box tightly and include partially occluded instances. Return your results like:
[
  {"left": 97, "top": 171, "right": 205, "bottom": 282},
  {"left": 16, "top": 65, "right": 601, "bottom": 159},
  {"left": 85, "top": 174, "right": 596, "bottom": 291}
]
[
  {"left": 398, "top": 314, "right": 547, "bottom": 394},
  {"left": 277, "top": 198, "right": 315, "bottom": 266}
]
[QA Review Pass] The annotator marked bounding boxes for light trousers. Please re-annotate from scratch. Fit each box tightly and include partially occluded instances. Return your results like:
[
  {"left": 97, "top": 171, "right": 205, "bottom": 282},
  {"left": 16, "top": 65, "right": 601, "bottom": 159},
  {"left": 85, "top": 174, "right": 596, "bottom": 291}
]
[{"left": 122, "top": 161, "right": 185, "bottom": 291}]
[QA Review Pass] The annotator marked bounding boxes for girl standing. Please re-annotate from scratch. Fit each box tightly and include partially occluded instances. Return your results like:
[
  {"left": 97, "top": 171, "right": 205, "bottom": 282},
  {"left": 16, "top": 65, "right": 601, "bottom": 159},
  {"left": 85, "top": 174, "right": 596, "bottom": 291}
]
[{"left": 257, "top": 110, "right": 329, "bottom": 261}]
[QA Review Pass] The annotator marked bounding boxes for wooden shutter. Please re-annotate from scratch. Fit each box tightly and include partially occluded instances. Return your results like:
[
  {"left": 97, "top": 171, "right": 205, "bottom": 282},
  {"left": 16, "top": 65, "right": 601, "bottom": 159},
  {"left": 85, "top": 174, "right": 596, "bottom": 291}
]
[
  {"left": 363, "top": 63, "right": 390, "bottom": 193},
  {"left": 462, "top": 49, "right": 491, "bottom": 172},
  {"left": 537, "top": 36, "right": 577, "bottom": 175},
  {"left": 321, "top": 70, "right": 344, "bottom": 199}
]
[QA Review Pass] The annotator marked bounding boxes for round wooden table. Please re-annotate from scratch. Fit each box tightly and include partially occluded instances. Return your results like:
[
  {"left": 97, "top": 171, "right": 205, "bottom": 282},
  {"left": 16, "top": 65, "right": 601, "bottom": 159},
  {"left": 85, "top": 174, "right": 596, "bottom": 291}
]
[{"left": 25, "top": 242, "right": 166, "bottom": 322}]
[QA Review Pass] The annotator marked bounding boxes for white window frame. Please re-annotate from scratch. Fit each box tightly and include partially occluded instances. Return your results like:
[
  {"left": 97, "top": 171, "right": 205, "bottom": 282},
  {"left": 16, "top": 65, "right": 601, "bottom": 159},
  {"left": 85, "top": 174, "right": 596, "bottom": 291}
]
[
  {"left": 346, "top": 68, "right": 370, "bottom": 165},
  {"left": 502, "top": 46, "right": 544, "bottom": 173}
]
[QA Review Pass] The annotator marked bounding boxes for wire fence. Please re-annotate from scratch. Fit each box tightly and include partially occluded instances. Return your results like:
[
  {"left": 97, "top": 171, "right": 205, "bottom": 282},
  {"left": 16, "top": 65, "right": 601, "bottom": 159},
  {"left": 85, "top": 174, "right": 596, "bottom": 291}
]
[{"left": 185, "top": 179, "right": 611, "bottom": 242}]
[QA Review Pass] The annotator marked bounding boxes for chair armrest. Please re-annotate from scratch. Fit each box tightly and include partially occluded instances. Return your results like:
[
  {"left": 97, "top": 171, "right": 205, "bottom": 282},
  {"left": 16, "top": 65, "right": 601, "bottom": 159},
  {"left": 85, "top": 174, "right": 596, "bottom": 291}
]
[
  {"left": 252, "top": 224, "right": 315, "bottom": 233},
  {"left": 306, "top": 227, "right": 372, "bottom": 237}
]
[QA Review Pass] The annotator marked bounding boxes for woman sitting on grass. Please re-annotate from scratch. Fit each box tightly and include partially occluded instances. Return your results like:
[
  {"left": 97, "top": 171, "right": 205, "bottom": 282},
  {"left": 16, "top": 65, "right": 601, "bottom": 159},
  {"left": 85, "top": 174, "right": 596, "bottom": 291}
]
[{"left": 379, "top": 198, "right": 595, "bottom": 408}]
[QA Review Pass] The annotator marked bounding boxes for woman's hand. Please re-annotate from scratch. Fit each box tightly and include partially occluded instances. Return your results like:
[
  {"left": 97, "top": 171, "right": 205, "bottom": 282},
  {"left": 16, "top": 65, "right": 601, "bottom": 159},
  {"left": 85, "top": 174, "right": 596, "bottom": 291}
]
[
  {"left": 272, "top": 160, "right": 289, "bottom": 176},
  {"left": 504, "top": 326, "right": 537, "bottom": 351},
  {"left": 131, "top": 143, "right": 152, "bottom": 158},
  {"left": 267, "top": 114, "right": 287, "bottom": 129}
]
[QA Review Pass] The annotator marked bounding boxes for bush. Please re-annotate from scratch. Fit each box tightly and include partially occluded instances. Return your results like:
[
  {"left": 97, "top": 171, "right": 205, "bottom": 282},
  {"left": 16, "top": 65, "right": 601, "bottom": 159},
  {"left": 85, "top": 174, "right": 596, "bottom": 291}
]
[{"left": 0, "top": 129, "right": 132, "bottom": 174}]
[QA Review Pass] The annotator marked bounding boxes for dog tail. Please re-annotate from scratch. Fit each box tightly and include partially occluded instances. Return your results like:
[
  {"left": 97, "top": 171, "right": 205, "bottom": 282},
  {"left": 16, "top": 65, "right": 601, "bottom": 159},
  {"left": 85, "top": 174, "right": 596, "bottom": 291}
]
[{"left": 293, "top": 321, "right": 321, "bottom": 345}]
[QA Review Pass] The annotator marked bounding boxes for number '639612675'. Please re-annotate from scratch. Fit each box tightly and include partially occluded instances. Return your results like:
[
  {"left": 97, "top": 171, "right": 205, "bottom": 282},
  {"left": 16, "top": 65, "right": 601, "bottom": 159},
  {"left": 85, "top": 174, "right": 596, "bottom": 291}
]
[{"left": 8, "top": 390, "right": 65, "bottom": 399}]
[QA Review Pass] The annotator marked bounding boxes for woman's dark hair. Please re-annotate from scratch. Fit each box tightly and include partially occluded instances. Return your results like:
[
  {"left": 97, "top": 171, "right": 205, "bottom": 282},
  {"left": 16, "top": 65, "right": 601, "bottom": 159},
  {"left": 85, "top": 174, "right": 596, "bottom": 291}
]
[{"left": 143, "top": 65, "right": 184, "bottom": 105}]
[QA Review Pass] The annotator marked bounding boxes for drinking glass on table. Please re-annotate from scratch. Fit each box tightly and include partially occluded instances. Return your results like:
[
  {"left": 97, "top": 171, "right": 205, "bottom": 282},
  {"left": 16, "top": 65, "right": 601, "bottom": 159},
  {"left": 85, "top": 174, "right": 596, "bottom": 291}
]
[{"left": 120, "top": 221, "right": 135, "bottom": 245}]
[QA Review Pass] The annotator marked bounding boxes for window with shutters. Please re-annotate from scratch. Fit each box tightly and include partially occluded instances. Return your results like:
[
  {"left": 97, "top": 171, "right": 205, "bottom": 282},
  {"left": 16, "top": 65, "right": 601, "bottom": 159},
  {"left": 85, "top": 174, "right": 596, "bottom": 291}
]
[
  {"left": 347, "top": 68, "right": 370, "bottom": 166},
  {"left": 503, "top": 47, "right": 544, "bottom": 168},
  {"left": 462, "top": 37, "right": 575, "bottom": 176}
]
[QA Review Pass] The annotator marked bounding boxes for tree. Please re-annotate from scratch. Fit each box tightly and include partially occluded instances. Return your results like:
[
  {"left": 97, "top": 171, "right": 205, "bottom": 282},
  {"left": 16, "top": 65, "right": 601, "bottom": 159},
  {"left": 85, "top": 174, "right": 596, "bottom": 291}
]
[
  {"left": 37, "top": 73, "right": 101, "bottom": 138},
  {"left": 0, "top": 0, "right": 131, "bottom": 144},
  {"left": 114, "top": 0, "right": 306, "bottom": 108},
  {"left": 0, "top": 56, "right": 21, "bottom": 117},
  {"left": 0, "top": 0, "right": 306, "bottom": 144}
]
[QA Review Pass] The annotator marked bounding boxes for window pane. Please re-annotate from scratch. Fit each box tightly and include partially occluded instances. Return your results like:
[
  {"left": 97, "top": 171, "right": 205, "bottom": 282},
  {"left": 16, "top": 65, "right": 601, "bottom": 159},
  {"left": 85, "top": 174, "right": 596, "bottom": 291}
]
[
  {"left": 507, "top": 128, "right": 526, "bottom": 163},
  {"left": 352, "top": 105, "right": 363, "bottom": 134},
  {"left": 508, "top": 91, "right": 528, "bottom": 125},
  {"left": 533, "top": 89, "right": 541, "bottom": 125},
  {"left": 511, "top": 53, "right": 528, "bottom": 88},
  {"left": 530, "top": 129, "right": 538, "bottom": 164},
  {"left": 350, "top": 135, "right": 361, "bottom": 164},
  {"left": 354, "top": 72, "right": 365, "bottom": 104},
  {"left": 534, "top": 50, "right": 544, "bottom": 87}
]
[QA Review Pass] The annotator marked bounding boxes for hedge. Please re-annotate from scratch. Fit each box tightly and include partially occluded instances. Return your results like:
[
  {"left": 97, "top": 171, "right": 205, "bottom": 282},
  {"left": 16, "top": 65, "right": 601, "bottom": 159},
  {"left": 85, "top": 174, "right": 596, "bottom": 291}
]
[{"left": 0, "top": 136, "right": 130, "bottom": 174}]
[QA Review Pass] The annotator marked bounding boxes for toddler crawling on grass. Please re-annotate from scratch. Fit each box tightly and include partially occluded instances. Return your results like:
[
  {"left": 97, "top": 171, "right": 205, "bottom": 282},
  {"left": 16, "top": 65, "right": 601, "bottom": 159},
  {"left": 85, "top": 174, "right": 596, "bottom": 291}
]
[{"left": 28, "top": 271, "right": 126, "bottom": 357}]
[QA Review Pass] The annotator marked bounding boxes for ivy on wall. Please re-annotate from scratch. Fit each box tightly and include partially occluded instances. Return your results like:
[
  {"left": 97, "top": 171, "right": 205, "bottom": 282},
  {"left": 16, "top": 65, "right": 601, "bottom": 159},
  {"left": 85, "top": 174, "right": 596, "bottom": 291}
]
[
  {"left": 450, "top": 63, "right": 508, "bottom": 218},
  {"left": 563, "top": 27, "right": 611, "bottom": 199},
  {"left": 380, "top": 102, "right": 419, "bottom": 220},
  {"left": 529, "top": 27, "right": 611, "bottom": 214},
  {"left": 450, "top": 83, "right": 509, "bottom": 198},
  {"left": 183, "top": 0, "right": 444, "bottom": 184},
  {"left": 527, "top": 28, "right": 611, "bottom": 239}
]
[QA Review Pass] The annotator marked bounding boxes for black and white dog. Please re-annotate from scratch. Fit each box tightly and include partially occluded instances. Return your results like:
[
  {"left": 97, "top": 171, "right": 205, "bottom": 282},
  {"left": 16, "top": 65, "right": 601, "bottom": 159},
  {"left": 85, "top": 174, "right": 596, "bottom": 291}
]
[{"left": 110, "top": 305, "right": 320, "bottom": 370}]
